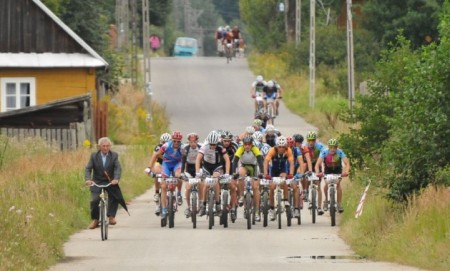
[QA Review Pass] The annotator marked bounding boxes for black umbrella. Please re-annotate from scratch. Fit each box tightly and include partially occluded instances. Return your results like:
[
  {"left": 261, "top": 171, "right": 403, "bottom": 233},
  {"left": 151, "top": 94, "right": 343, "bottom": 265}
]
[{"left": 105, "top": 171, "right": 130, "bottom": 215}]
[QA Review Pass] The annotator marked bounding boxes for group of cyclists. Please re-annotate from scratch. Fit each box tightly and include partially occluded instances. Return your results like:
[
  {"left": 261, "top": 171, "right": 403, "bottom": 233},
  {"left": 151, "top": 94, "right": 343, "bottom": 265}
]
[
  {"left": 145, "top": 123, "right": 350, "bottom": 227},
  {"left": 251, "top": 75, "right": 284, "bottom": 126},
  {"left": 215, "top": 25, "right": 244, "bottom": 59}
]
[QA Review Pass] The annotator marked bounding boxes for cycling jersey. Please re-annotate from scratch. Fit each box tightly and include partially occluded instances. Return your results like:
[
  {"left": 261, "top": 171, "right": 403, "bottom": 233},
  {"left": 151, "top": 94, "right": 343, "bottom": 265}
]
[
  {"left": 220, "top": 140, "right": 239, "bottom": 161},
  {"left": 199, "top": 144, "right": 227, "bottom": 168},
  {"left": 252, "top": 81, "right": 267, "bottom": 96},
  {"left": 255, "top": 141, "right": 271, "bottom": 157},
  {"left": 292, "top": 147, "right": 303, "bottom": 172},
  {"left": 159, "top": 141, "right": 183, "bottom": 176},
  {"left": 263, "top": 85, "right": 278, "bottom": 99},
  {"left": 182, "top": 143, "right": 202, "bottom": 176},
  {"left": 265, "top": 147, "right": 294, "bottom": 176},
  {"left": 153, "top": 143, "right": 163, "bottom": 164},
  {"left": 265, "top": 133, "right": 277, "bottom": 147},
  {"left": 307, "top": 141, "right": 325, "bottom": 163},
  {"left": 319, "top": 148, "right": 347, "bottom": 174},
  {"left": 234, "top": 145, "right": 262, "bottom": 165}
]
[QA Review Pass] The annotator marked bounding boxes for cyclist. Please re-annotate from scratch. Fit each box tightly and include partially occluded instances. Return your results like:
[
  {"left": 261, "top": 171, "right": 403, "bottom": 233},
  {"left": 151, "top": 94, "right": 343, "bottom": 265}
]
[
  {"left": 220, "top": 130, "right": 239, "bottom": 161},
  {"left": 251, "top": 75, "right": 267, "bottom": 114},
  {"left": 316, "top": 138, "right": 350, "bottom": 213},
  {"left": 272, "top": 80, "right": 283, "bottom": 116},
  {"left": 148, "top": 131, "right": 184, "bottom": 220},
  {"left": 196, "top": 131, "right": 231, "bottom": 216},
  {"left": 305, "top": 131, "right": 326, "bottom": 215},
  {"left": 263, "top": 80, "right": 279, "bottom": 122},
  {"left": 287, "top": 136, "right": 305, "bottom": 218},
  {"left": 215, "top": 26, "right": 225, "bottom": 56},
  {"left": 239, "top": 126, "right": 255, "bottom": 142},
  {"left": 253, "top": 131, "right": 271, "bottom": 158},
  {"left": 145, "top": 132, "right": 171, "bottom": 216},
  {"left": 223, "top": 26, "right": 234, "bottom": 59},
  {"left": 231, "top": 25, "right": 242, "bottom": 55},
  {"left": 232, "top": 136, "right": 265, "bottom": 221},
  {"left": 264, "top": 136, "right": 295, "bottom": 221},
  {"left": 255, "top": 108, "right": 270, "bottom": 129},
  {"left": 253, "top": 118, "right": 265, "bottom": 133},
  {"left": 263, "top": 125, "right": 278, "bottom": 147},
  {"left": 182, "top": 133, "right": 202, "bottom": 218},
  {"left": 293, "top": 134, "right": 313, "bottom": 201}
]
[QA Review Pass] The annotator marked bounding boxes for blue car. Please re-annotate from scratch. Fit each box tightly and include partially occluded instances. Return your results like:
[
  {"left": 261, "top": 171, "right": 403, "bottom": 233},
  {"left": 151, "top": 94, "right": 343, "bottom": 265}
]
[{"left": 173, "top": 37, "right": 199, "bottom": 57}]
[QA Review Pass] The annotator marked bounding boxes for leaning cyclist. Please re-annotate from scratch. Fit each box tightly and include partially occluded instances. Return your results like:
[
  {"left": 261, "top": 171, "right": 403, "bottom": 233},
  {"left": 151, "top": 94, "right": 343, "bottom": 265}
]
[
  {"left": 315, "top": 138, "right": 350, "bottom": 213},
  {"left": 196, "top": 131, "right": 231, "bottom": 216},
  {"left": 264, "top": 136, "right": 295, "bottom": 221},
  {"left": 148, "top": 131, "right": 184, "bottom": 220},
  {"left": 182, "top": 133, "right": 202, "bottom": 218},
  {"left": 305, "top": 131, "right": 326, "bottom": 214},
  {"left": 232, "top": 136, "right": 265, "bottom": 221}
]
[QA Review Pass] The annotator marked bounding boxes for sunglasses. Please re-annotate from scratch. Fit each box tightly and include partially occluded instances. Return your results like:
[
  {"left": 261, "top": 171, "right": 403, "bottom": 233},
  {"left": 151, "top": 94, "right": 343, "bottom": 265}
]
[
  {"left": 223, "top": 140, "right": 231, "bottom": 143},
  {"left": 209, "top": 144, "right": 217, "bottom": 146},
  {"left": 244, "top": 143, "right": 252, "bottom": 146},
  {"left": 173, "top": 140, "right": 181, "bottom": 143}
]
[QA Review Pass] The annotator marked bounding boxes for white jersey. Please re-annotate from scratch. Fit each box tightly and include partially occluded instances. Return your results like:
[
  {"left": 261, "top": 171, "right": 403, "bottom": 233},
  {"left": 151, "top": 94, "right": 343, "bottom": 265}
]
[{"left": 252, "top": 81, "right": 267, "bottom": 97}]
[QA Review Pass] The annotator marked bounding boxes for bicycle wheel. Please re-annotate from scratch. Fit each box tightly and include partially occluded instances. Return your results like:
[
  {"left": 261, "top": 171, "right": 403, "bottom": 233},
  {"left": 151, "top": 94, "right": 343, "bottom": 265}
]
[
  {"left": 277, "top": 191, "right": 282, "bottom": 229},
  {"left": 191, "top": 191, "right": 197, "bottom": 229},
  {"left": 221, "top": 191, "right": 229, "bottom": 228},
  {"left": 262, "top": 191, "right": 269, "bottom": 227},
  {"left": 100, "top": 199, "right": 107, "bottom": 241},
  {"left": 286, "top": 190, "right": 292, "bottom": 227},
  {"left": 208, "top": 190, "right": 214, "bottom": 230},
  {"left": 298, "top": 190, "right": 302, "bottom": 225},
  {"left": 267, "top": 104, "right": 274, "bottom": 124},
  {"left": 168, "top": 193, "right": 175, "bottom": 228},
  {"left": 245, "top": 192, "right": 252, "bottom": 230},
  {"left": 330, "top": 186, "right": 336, "bottom": 227},
  {"left": 311, "top": 188, "right": 317, "bottom": 224}
]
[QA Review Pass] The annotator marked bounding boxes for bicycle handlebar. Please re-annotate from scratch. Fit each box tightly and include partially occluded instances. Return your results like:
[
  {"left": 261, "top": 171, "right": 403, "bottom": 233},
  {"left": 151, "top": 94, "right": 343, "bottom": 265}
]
[{"left": 91, "top": 182, "right": 112, "bottom": 188}]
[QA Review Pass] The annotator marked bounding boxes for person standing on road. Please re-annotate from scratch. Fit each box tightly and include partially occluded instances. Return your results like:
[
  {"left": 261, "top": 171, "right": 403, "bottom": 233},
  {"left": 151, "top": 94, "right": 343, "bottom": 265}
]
[{"left": 85, "top": 137, "right": 122, "bottom": 229}]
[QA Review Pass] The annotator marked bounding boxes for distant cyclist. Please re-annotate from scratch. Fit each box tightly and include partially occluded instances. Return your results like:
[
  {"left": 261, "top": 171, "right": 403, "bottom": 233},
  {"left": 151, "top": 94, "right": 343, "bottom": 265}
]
[
  {"left": 251, "top": 75, "right": 267, "bottom": 114},
  {"left": 182, "top": 133, "right": 202, "bottom": 218},
  {"left": 315, "top": 138, "right": 350, "bottom": 213},
  {"left": 263, "top": 125, "right": 278, "bottom": 147},
  {"left": 263, "top": 80, "right": 280, "bottom": 121}
]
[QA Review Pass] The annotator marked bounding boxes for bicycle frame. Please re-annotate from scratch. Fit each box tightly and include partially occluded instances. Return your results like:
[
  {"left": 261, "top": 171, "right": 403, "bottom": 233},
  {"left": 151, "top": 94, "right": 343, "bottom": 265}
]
[
  {"left": 204, "top": 175, "right": 217, "bottom": 230},
  {"left": 324, "top": 174, "right": 341, "bottom": 227},
  {"left": 272, "top": 177, "right": 286, "bottom": 229},
  {"left": 91, "top": 183, "right": 111, "bottom": 241},
  {"left": 266, "top": 98, "right": 276, "bottom": 125},
  {"left": 243, "top": 176, "right": 255, "bottom": 230},
  {"left": 259, "top": 178, "right": 271, "bottom": 227},
  {"left": 156, "top": 174, "right": 179, "bottom": 228},
  {"left": 219, "top": 175, "right": 232, "bottom": 228},
  {"left": 187, "top": 177, "right": 200, "bottom": 229},
  {"left": 308, "top": 173, "right": 320, "bottom": 224}
]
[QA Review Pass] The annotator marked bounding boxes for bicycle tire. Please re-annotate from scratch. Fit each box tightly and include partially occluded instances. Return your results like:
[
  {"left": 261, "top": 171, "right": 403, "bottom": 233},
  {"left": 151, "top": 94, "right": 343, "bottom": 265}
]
[
  {"left": 262, "top": 191, "right": 269, "bottom": 227},
  {"left": 168, "top": 193, "right": 175, "bottom": 228},
  {"left": 277, "top": 191, "right": 282, "bottom": 229},
  {"left": 191, "top": 191, "right": 197, "bottom": 229},
  {"left": 208, "top": 190, "right": 214, "bottom": 230},
  {"left": 330, "top": 186, "right": 336, "bottom": 227},
  {"left": 287, "top": 190, "right": 292, "bottom": 227},
  {"left": 311, "top": 188, "right": 317, "bottom": 224},
  {"left": 221, "top": 191, "right": 229, "bottom": 228},
  {"left": 100, "top": 200, "right": 107, "bottom": 241},
  {"left": 245, "top": 192, "right": 252, "bottom": 230},
  {"left": 298, "top": 190, "right": 302, "bottom": 225}
]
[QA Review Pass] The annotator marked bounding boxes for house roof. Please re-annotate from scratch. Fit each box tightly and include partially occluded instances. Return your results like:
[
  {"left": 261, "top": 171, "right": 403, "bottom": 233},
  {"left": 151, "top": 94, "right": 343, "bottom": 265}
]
[{"left": 0, "top": 0, "right": 108, "bottom": 68}]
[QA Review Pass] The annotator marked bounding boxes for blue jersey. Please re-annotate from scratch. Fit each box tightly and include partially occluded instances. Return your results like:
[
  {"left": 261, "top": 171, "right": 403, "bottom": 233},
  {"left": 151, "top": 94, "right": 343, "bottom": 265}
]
[
  {"left": 319, "top": 148, "right": 346, "bottom": 174},
  {"left": 160, "top": 141, "right": 183, "bottom": 163},
  {"left": 307, "top": 141, "right": 325, "bottom": 163}
]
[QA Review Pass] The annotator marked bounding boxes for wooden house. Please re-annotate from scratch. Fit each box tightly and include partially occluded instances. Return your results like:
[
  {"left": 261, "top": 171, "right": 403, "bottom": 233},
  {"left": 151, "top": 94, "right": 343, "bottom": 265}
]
[{"left": 0, "top": 0, "right": 109, "bottom": 148}]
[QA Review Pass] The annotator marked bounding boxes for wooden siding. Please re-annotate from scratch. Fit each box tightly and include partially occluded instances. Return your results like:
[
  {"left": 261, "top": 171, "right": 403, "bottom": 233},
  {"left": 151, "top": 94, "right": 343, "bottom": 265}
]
[
  {"left": 0, "top": 68, "right": 96, "bottom": 109},
  {"left": 0, "top": 0, "right": 84, "bottom": 53}
]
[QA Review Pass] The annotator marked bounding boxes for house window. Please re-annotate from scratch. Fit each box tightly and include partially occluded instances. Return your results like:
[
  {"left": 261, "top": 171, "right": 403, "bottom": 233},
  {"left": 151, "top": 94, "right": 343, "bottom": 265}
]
[{"left": 1, "top": 78, "right": 36, "bottom": 112}]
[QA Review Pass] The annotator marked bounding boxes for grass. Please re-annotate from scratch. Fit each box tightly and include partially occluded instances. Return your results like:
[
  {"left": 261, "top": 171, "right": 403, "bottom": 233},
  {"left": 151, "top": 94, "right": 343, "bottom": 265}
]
[
  {"left": 0, "top": 85, "right": 168, "bottom": 271},
  {"left": 250, "top": 50, "right": 450, "bottom": 271}
]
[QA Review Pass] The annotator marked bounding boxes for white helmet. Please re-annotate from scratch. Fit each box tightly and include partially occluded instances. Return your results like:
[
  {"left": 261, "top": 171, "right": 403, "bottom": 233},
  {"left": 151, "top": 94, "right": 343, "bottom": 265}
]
[
  {"left": 207, "top": 131, "right": 220, "bottom": 145},
  {"left": 225, "top": 25, "right": 230, "bottom": 31},
  {"left": 267, "top": 80, "right": 274, "bottom": 88},
  {"left": 265, "top": 125, "right": 275, "bottom": 133},
  {"left": 252, "top": 131, "right": 263, "bottom": 142},
  {"left": 160, "top": 133, "right": 171, "bottom": 143},
  {"left": 276, "top": 136, "right": 287, "bottom": 147},
  {"left": 218, "top": 26, "right": 223, "bottom": 31},
  {"left": 256, "top": 75, "right": 263, "bottom": 82},
  {"left": 245, "top": 126, "right": 255, "bottom": 134}
]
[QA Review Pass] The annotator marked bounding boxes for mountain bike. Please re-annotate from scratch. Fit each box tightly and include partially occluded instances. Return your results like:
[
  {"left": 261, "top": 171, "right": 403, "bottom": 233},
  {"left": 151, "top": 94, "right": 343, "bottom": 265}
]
[
  {"left": 225, "top": 43, "right": 233, "bottom": 64},
  {"left": 204, "top": 175, "right": 217, "bottom": 230},
  {"left": 287, "top": 176, "right": 303, "bottom": 226},
  {"left": 243, "top": 176, "right": 256, "bottom": 230},
  {"left": 186, "top": 174, "right": 201, "bottom": 229},
  {"left": 259, "top": 178, "right": 271, "bottom": 227},
  {"left": 219, "top": 175, "right": 232, "bottom": 228},
  {"left": 272, "top": 177, "right": 286, "bottom": 229},
  {"left": 266, "top": 97, "right": 276, "bottom": 125},
  {"left": 157, "top": 175, "right": 179, "bottom": 228},
  {"left": 91, "top": 183, "right": 111, "bottom": 241},
  {"left": 308, "top": 173, "right": 320, "bottom": 224},
  {"left": 323, "top": 174, "right": 342, "bottom": 226}
]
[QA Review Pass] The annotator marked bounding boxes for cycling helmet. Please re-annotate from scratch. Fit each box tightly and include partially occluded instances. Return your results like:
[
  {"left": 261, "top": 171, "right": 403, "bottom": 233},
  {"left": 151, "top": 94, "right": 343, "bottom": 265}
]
[
  {"left": 276, "top": 136, "right": 287, "bottom": 147},
  {"left": 160, "top": 133, "right": 171, "bottom": 143},
  {"left": 245, "top": 126, "right": 255, "bottom": 134},
  {"left": 252, "top": 131, "right": 263, "bottom": 142},
  {"left": 242, "top": 136, "right": 253, "bottom": 144},
  {"left": 267, "top": 80, "right": 275, "bottom": 88},
  {"left": 287, "top": 136, "right": 295, "bottom": 147},
  {"left": 207, "top": 131, "right": 220, "bottom": 145},
  {"left": 328, "top": 138, "right": 339, "bottom": 146},
  {"left": 265, "top": 125, "right": 275, "bottom": 133},
  {"left": 306, "top": 131, "right": 317, "bottom": 140},
  {"left": 221, "top": 130, "right": 233, "bottom": 140},
  {"left": 293, "top": 134, "right": 304, "bottom": 143},
  {"left": 225, "top": 25, "right": 230, "bottom": 31},
  {"left": 187, "top": 132, "right": 199, "bottom": 141},
  {"left": 256, "top": 75, "right": 263, "bottom": 82},
  {"left": 253, "top": 119, "right": 262, "bottom": 126},
  {"left": 218, "top": 26, "right": 223, "bottom": 31},
  {"left": 171, "top": 131, "right": 183, "bottom": 140}
]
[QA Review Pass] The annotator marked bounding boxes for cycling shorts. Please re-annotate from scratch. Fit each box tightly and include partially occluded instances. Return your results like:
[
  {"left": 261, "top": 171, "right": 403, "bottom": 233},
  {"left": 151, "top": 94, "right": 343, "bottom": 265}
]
[
  {"left": 202, "top": 164, "right": 224, "bottom": 176},
  {"left": 161, "top": 161, "right": 182, "bottom": 177}
]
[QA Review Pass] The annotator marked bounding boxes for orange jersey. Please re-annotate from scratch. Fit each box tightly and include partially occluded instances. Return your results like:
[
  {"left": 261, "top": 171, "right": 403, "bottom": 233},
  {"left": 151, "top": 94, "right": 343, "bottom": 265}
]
[{"left": 265, "top": 147, "right": 294, "bottom": 163}]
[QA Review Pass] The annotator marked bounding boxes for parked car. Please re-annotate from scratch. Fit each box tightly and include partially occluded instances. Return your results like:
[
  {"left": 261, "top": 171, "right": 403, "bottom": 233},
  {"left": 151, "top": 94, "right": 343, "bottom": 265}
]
[{"left": 173, "top": 37, "right": 199, "bottom": 57}]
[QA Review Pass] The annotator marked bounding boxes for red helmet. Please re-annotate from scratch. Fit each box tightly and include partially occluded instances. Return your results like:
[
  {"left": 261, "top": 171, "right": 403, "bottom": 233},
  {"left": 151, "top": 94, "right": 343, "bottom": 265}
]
[
  {"left": 287, "top": 136, "right": 295, "bottom": 148},
  {"left": 171, "top": 131, "right": 183, "bottom": 140}
]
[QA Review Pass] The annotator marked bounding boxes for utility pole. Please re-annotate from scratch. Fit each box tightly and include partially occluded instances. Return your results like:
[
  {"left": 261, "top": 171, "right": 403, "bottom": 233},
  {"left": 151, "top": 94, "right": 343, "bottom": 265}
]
[
  {"left": 142, "top": 0, "right": 152, "bottom": 120},
  {"left": 295, "top": 0, "right": 301, "bottom": 47},
  {"left": 115, "top": 0, "right": 129, "bottom": 50},
  {"left": 309, "top": 0, "right": 315, "bottom": 108},
  {"left": 130, "top": 0, "right": 138, "bottom": 86},
  {"left": 346, "top": 0, "right": 355, "bottom": 111}
]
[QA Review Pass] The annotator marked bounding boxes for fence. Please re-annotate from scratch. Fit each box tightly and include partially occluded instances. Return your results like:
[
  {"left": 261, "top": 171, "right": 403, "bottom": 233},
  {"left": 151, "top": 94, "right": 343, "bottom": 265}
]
[{"left": 0, "top": 122, "right": 89, "bottom": 151}]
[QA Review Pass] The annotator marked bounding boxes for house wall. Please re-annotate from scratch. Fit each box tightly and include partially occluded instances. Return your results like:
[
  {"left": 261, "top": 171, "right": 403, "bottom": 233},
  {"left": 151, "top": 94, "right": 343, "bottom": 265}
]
[{"left": 0, "top": 68, "right": 96, "bottom": 110}]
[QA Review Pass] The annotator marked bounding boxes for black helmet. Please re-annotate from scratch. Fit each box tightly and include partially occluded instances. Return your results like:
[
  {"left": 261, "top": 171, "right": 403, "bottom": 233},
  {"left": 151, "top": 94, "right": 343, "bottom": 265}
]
[
  {"left": 242, "top": 136, "right": 253, "bottom": 144},
  {"left": 221, "top": 130, "right": 233, "bottom": 140},
  {"left": 293, "top": 134, "right": 304, "bottom": 143}
]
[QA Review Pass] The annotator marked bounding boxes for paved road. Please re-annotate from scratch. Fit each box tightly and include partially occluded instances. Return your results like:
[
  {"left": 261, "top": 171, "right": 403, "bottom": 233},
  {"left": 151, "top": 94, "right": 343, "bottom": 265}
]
[{"left": 49, "top": 57, "right": 424, "bottom": 271}]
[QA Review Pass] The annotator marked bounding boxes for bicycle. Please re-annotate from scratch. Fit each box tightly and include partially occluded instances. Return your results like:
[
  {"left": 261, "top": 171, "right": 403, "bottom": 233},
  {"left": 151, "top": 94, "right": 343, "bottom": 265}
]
[
  {"left": 157, "top": 174, "right": 179, "bottom": 228},
  {"left": 91, "top": 183, "right": 111, "bottom": 241},
  {"left": 307, "top": 173, "right": 320, "bottom": 224},
  {"left": 204, "top": 175, "right": 218, "bottom": 230},
  {"left": 219, "top": 175, "right": 232, "bottom": 228},
  {"left": 185, "top": 174, "right": 201, "bottom": 229},
  {"left": 266, "top": 97, "right": 276, "bottom": 125},
  {"left": 225, "top": 43, "right": 233, "bottom": 63},
  {"left": 259, "top": 177, "right": 271, "bottom": 227},
  {"left": 323, "top": 174, "right": 342, "bottom": 227},
  {"left": 272, "top": 176, "right": 286, "bottom": 229},
  {"left": 287, "top": 176, "right": 303, "bottom": 226},
  {"left": 243, "top": 176, "right": 256, "bottom": 230}
]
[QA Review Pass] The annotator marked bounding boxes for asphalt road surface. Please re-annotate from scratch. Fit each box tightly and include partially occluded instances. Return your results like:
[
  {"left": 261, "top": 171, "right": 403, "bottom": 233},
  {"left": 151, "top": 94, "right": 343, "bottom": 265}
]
[{"left": 49, "top": 57, "right": 424, "bottom": 271}]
